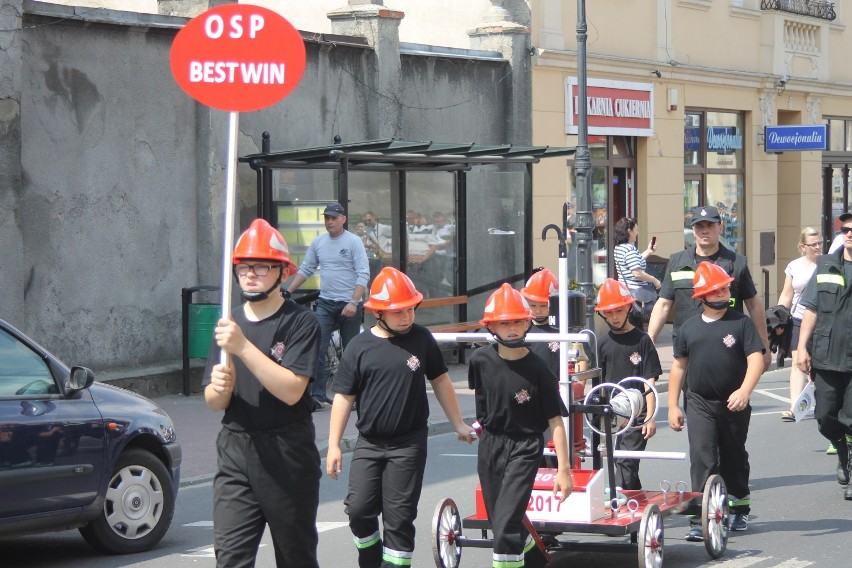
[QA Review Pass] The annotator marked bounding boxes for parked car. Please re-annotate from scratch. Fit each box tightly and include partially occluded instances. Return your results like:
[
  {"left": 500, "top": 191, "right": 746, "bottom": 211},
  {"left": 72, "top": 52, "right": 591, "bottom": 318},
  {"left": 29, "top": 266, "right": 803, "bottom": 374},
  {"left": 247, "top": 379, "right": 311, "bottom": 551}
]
[{"left": 0, "top": 318, "right": 181, "bottom": 554}]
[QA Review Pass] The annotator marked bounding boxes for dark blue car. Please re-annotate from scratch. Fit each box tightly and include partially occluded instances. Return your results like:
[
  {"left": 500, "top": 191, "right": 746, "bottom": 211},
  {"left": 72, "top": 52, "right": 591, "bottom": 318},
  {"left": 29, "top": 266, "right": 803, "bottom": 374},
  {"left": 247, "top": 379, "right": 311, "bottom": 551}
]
[{"left": 0, "top": 318, "right": 181, "bottom": 554}]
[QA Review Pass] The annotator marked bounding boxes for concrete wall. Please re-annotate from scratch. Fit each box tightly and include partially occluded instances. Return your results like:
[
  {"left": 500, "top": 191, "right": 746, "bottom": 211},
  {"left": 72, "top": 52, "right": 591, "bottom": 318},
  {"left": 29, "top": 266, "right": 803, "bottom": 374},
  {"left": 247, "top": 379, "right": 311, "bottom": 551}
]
[{"left": 2, "top": 0, "right": 525, "bottom": 375}]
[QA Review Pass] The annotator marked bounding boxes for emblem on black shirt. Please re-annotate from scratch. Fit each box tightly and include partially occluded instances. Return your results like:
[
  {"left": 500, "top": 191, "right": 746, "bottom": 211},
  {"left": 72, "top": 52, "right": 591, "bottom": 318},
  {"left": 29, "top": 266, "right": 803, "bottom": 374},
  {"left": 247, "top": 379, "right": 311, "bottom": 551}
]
[
  {"left": 406, "top": 355, "right": 421, "bottom": 371},
  {"left": 271, "top": 341, "right": 286, "bottom": 362},
  {"left": 722, "top": 334, "right": 736, "bottom": 348},
  {"left": 548, "top": 341, "right": 560, "bottom": 352},
  {"left": 514, "top": 389, "right": 531, "bottom": 404},
  {"left": 629, "top": 352, "right": 642, "bottom": 366}
]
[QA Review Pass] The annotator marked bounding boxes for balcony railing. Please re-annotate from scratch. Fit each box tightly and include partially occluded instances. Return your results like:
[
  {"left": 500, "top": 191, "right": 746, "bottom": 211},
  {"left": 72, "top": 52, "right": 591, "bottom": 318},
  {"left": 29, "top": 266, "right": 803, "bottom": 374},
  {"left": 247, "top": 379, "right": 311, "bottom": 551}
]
[{"left": 761, "top": 0, "right": 836, "bottom": 21}]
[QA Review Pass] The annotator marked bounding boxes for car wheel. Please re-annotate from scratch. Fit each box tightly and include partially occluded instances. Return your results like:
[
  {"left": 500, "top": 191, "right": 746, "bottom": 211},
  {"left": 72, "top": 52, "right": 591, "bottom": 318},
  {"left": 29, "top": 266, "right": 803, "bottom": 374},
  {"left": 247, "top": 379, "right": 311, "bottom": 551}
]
[{"left": 80, "top": 448, "right": 175, "bottom": 554}]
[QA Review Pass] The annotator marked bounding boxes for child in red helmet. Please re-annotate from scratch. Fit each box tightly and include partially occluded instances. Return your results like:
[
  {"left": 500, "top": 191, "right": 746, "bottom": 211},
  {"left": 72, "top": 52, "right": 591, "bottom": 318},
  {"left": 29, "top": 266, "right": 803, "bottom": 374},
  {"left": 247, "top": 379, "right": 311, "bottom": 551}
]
[
  {"left": 469, "top": 283, "right": 573, "bottom": 568},
  {"left": 203, "top": 219, "right": 322, "bottom": 568},
  {"left": 594, "top": 278, "right": 662, "bottom": 491},
  {"left": 326, "top": 267, "right": 474, "bottom": 568},
  {"left": 668, "top": 261, "right": 764, "bottom": 540}
]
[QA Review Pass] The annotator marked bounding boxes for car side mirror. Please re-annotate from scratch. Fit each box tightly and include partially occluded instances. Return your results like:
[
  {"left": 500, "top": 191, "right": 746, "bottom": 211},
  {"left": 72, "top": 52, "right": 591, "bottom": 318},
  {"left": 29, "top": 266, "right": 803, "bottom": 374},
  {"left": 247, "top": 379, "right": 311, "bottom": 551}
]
[{"left": 67, "top": 366, "right": 95, "bottom": 392}]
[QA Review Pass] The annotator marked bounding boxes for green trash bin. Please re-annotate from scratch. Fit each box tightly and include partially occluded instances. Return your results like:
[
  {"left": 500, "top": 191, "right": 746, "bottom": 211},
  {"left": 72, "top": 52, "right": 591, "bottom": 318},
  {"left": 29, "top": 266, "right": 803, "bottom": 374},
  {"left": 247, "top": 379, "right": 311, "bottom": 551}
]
[{"left": 188, "top": 303, "right": 221, "bottom": 358}]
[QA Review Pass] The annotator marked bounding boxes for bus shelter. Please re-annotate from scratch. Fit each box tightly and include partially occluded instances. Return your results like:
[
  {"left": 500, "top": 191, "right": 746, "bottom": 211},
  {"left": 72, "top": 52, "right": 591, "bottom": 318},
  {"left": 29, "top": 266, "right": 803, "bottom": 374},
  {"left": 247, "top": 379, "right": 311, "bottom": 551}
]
[{"left": 239, "top": 135, "right": 575, "bottom": 326}]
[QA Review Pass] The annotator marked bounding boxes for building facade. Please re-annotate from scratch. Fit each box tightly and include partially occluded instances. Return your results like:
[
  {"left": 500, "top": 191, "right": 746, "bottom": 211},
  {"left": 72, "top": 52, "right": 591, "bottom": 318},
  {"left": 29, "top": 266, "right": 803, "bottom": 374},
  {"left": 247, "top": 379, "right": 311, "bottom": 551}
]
[{"left": 530, "top": 0, "right": 852, "bottom": 300}]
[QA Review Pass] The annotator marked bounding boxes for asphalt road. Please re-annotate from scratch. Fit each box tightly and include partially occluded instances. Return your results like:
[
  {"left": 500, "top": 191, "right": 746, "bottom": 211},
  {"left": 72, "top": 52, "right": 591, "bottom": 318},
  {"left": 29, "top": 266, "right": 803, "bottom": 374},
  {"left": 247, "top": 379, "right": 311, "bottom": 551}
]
[{"left": 3, "top": 366, "right": 851, "bottom": 568}]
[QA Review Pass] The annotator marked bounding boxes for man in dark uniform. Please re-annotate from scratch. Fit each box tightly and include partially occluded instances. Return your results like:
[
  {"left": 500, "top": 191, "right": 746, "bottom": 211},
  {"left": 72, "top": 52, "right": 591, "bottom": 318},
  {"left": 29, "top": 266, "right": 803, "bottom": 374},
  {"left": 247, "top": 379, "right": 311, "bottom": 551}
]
[
  {"left": 204, "top": 219, "right": 322, "bottom": 568},
  {"left": 797, "top": 212, "right": 852, "bottom": 501},
  {"left": 647, "top": 205, "right": 770, "bottom": 369}
]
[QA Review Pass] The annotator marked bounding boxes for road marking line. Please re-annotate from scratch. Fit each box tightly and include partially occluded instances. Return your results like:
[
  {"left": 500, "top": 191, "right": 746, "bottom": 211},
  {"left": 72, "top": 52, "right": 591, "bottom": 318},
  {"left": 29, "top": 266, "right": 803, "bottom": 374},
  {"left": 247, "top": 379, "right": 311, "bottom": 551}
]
[
  {"left": 441, "top": 453, "right": 477, "bottom": 457},
  {"left": 184, "top": 521, "right": 349, "bottom": 533},
  {"left": 753, "top": 388, "right": 790, "bottom": 403},
  {"left": 773, "top": 559, "right": 814, "bottom": 568},
  {"left": 317, "top": 521, "right": 349, "bottom": 532},
  {"left": 708, "top": 554, "right": 772, "bottom": 567},
  {"left": 182, "top": 546, "right": 216, "bottom": 558}
]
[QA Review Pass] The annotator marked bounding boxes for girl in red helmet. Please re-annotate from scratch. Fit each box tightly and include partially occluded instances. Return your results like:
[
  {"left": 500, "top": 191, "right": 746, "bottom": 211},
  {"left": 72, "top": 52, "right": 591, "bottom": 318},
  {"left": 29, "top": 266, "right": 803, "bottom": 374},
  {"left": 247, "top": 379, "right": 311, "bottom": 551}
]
[
  {"left": 325, "top": 267, "right": 474, "bottom": 568},
  {"left": 594, "top": 278, "right": 662, "bottom": 491},
  {"left": 203, "top": 219, "right": 323, "bottom": 568},
  {"left": 667, "top": 261, "right": 764, "bottom": 540},
  {"left": 468, "top": 283, "right": 573, "bottom": 568}
]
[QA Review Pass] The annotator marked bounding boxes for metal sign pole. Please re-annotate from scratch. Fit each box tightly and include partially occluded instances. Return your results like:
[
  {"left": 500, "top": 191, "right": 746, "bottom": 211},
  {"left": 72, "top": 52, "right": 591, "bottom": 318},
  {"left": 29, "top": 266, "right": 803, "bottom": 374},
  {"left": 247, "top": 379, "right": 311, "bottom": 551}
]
[
  {"left": 574, "top": 0, "right": 595, "bottom": 331},
  {"left": 219, "top": 111, "right": 240, "bottom": 366}
]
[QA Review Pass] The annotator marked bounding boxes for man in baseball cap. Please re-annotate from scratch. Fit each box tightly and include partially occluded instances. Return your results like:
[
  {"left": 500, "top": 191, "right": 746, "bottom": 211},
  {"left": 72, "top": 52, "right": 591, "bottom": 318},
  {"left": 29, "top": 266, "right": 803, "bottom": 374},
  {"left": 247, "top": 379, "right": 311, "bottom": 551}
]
[
  {"left": 323, "top": 202, "right": 346, "bottom": 217},
  {"left": 689, "top": 205, "right": 722, "bottom": 226}
]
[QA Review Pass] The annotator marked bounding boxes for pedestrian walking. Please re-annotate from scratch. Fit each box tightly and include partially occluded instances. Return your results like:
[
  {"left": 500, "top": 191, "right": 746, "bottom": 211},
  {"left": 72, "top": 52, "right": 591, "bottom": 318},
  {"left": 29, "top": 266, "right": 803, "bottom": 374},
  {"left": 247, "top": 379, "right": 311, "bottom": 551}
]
[
  {"left": 612, "top": 217, "right": 661, "bottom": 330},
  {"left": 594, "top": 279, "right": 662, "bottom": 490},
  {"left": 203, "top": 219, "right": 322, "bottom": 568},
  {"left": 667, "top": 262, "right": 765, "bottom": 540},
  {"left": 796, "top": 212, "right": 852, "bottom": 500},
  {"left": 469, "top": 283, "right": 573, "bottom": 568},
  {"left": 777, "top": 226, "right": 821, "bottom": 423},
  {"left": 286, "top": 202, "right": 370, "bottom": 410},
  {"left": 326, "top": 267, "right": 473, "bottom": 568}
]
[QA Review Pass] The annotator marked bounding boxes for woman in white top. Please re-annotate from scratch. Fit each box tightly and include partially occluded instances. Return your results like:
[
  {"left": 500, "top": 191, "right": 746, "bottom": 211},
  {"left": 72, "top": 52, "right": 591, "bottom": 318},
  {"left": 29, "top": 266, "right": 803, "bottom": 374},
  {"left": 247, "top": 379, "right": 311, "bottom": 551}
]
[
  {"left": 612, "top": 217, "right": 660, "bottom": 329},
  {"left": 777, "top": 226, "right": 822, "bottom": 421}
]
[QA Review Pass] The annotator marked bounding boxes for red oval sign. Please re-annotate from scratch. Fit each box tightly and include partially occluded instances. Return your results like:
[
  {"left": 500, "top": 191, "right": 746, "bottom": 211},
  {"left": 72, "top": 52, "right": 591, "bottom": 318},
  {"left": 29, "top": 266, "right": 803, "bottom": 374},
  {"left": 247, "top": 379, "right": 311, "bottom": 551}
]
[{"left": 170, "top": 4, "right": 306, "bottom": 112}]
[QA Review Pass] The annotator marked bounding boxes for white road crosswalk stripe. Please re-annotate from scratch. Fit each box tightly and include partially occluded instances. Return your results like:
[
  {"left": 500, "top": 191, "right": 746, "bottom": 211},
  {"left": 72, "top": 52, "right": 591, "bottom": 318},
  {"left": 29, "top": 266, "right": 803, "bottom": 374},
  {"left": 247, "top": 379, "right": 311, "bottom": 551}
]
[
  {"left": 772, "top": 558, "right": 814, "bottom": 568},
  {"left": 317, "top": 521, "right": 349, "bottom": 532},
  {"left": 753, "top": 388, "right": 791, "bottom": 404}
]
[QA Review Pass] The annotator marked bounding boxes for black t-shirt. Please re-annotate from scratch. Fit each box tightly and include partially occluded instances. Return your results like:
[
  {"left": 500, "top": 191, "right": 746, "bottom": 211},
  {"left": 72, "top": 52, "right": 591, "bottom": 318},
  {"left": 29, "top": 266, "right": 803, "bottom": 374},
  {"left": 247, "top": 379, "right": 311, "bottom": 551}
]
[
  {"left": 333, "top": 324, "right": 447, "bottom": 439},
  {"left": 673, "top": 310, "right": 764, "bottom": 401},
  {"left": 599, "top": 328, "right": 662, "bottom": 391},
  {"left": 468, "top": 345, "right": 561, "bottom": 436},
  {"left": 527, "top": 323, "right": 561, "bottom": 377},
  {"left": 203, "top": 300, "right": 321, "bottom": 431}
]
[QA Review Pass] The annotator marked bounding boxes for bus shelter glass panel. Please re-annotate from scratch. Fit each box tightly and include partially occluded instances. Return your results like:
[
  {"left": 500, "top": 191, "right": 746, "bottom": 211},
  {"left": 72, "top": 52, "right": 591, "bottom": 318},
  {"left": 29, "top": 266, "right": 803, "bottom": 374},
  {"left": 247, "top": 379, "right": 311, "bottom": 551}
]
[
  {"left": 348, "top": 170, "right": 398, "bottom": 285},
  {"left": 405, "top": 172, "right": 457, "bottom": 302},
  {"left": 466, "top": 166, "right": 527, "bottom": 314}
]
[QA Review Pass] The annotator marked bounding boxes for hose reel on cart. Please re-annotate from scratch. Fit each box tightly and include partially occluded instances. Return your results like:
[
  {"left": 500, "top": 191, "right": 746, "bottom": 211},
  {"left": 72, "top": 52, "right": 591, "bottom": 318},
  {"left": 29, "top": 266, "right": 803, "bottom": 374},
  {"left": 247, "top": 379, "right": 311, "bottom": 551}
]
[{"left": 583, "top": 377, "right": 659, "bottom": 437}]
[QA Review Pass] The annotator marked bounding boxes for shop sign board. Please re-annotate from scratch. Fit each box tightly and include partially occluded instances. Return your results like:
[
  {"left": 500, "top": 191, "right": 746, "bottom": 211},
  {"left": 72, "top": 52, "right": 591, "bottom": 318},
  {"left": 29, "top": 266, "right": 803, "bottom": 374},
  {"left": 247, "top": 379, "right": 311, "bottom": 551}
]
[
  {"left": 170, "top": 3, "right": 306, "bottom": 112},
  {"left": 764, "top": 125, "right": 827, "bottom": 152},
  {"left": 565, "top": 78, "right": 654, "bottom": 137}
]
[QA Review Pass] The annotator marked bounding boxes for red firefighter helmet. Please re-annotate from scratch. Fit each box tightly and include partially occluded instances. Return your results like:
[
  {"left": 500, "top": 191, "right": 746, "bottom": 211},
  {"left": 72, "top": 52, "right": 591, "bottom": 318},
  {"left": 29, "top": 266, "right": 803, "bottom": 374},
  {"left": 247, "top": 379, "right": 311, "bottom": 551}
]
[
  {"left": 692, "top": 261, "right": 734, "bottom": 298},
  {"left": 233, "top": 219, "right": 297, "bottom": 276},
  {"left": 521, "top": 269, "right": 558, "bottom": 304},
  {"left": 480, "top": 283, "right": 533, "bottom": 325},
  {"left": 594, "top": 278, "right": 635, "bottom": 312},
  {"left": 363, "top": 267, "right": 423, "bottom": 312}
]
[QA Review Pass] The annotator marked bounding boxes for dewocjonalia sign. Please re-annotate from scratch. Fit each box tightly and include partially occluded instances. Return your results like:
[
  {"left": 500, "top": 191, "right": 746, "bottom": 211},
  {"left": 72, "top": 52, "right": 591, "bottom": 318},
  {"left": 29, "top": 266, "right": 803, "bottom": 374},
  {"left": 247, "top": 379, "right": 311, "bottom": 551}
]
[
  {"left": 764, "top": 125, "right": 827, "bottom": 152},
  {"left": 170, "top": 4, "right": 306, "bottom": 112}
]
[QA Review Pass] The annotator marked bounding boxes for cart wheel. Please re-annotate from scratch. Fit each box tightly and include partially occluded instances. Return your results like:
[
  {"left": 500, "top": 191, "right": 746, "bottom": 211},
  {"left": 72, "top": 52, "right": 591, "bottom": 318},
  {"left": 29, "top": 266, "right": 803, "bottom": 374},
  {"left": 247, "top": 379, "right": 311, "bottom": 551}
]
[
  {"left": 701, "top": 474, "right": 729, "bottom": 559},
  {"left": 432, "top": 498, "right": 462, "bottom": 568},
  {"left": 637, "top": 504, "right": 664, "bottom": 568}
]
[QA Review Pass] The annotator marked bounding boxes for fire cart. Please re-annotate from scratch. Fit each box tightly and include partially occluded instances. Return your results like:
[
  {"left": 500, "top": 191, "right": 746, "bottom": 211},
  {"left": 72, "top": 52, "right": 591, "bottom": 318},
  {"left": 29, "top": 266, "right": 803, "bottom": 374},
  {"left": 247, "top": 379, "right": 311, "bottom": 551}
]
[{"left": 425, "top": 352, "right": 730, "bottom": 568}]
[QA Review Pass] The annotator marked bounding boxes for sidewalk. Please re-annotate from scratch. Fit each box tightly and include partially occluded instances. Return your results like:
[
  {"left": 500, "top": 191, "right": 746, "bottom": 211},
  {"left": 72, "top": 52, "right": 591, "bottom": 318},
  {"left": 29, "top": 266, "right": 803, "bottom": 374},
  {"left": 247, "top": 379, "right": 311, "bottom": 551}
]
[{"left": 152, "top": 325, "right": 675, "bottom": 486}]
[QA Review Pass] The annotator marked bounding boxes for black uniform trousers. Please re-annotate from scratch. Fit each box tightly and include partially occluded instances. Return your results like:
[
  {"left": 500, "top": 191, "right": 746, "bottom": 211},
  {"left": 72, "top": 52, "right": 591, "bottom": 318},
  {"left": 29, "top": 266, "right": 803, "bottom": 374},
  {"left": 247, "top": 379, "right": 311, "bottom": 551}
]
[
  {"left": 813, "top": 368, "right": 852, "bottom": 442},
  {"left": 213, "top": 420, "right": 321, "bottom": 568},
  {"left": 685, "top": 391, "right": 751, "bottom": 514},
  {"left": 478, "top": 430, "right": 543, "bottom": 563},
  {"left": 345, "top": 427, "right": 428, "bottom": 568}
]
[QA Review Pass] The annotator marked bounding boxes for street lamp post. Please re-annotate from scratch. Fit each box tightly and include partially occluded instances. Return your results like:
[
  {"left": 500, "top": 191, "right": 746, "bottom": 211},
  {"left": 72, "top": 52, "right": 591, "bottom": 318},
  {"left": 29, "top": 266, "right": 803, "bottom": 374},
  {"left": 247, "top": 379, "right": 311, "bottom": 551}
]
[{"left": 573, "top": 0, "right": 595, "bottom": 330}]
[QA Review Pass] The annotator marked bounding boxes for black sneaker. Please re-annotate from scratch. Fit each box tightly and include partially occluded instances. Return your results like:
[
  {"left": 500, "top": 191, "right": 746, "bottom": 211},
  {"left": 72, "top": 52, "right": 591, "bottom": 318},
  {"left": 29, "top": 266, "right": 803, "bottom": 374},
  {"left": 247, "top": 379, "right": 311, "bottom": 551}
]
[
  {"left": 731, "top": 514, "right": 748, "bottom": 531},
  {"left": 684, "top": 525, "right": 703, "bottom": 542}
]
